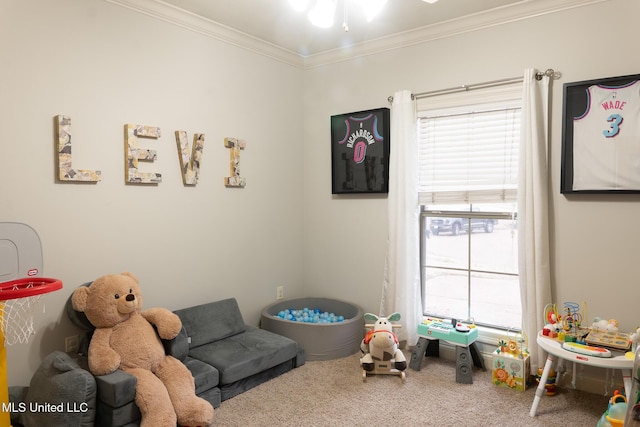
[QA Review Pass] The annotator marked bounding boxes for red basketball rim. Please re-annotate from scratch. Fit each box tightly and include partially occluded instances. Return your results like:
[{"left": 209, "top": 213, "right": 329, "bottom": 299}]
[{"left": 0, "top": 278, "right": 63, "bottom": 301}]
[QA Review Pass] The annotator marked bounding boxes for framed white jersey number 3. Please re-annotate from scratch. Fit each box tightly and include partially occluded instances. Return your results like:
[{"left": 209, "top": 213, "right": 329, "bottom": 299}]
[{"left": 561, "top": 73, "right": 640, "bottom": 193}]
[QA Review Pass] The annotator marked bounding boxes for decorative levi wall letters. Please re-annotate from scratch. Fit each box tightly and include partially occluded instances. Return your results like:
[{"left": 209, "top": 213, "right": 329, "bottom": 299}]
[
  {"left": 175, "top": 131, "right": 205, "bottom": 186},
  {"left": 52, "top": 115, "right": 245, "bottom": 187},
  {"left": 55, "top": 115, "right": 101, "bottom": 182},
  {"left": 125, "top": 124, "right": 162, "bottom": 184},
  {"left": 224, "top": 137, "right": 246, "bottom": 188}
]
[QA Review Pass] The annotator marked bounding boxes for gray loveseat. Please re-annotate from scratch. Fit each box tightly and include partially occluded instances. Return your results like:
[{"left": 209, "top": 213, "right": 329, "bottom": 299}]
[
  {"left": 65, "top": 290, "right": 304, "bottom": 427},
  {"left": 172, "top": 298, "right": 305, "bottom": 401}
]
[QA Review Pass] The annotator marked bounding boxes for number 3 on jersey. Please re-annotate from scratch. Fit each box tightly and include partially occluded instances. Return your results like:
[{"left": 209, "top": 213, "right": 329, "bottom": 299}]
[{"left": 603, "top": 113, "right": 623, "bottom": 138}]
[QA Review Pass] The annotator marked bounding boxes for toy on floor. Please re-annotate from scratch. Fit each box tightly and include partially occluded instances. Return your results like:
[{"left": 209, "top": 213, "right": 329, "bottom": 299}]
[
  {"left": 535, "top": 367, "right": 558, "bottom": 396},
  {"left": 72, "top": 272, "right": 214, "bottom": 427},
  {"left": 596, "top": 390, "right": 627, "bottom": 427},
  {"left": 360, "top": 312, "right": 406, "bottom": 382}
]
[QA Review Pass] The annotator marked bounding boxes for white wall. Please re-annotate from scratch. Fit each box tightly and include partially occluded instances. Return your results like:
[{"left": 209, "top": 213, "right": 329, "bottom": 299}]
[
  {"left": 1, "top": 0, "right": 305, "bottom": 385},
  {"left": 303, "top": 0, "right": 640, "bottom": 346}
]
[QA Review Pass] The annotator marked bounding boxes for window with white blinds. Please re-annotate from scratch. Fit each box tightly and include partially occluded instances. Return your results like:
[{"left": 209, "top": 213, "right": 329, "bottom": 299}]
[
  {"left": 418, "top": 83, "right": 523, "bottom": 330},
  {"left": 417, "top": 87, "right": 522, "bottom": 206}
]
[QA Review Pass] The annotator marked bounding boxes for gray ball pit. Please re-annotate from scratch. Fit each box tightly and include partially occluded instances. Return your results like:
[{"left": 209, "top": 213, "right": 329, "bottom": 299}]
[{"left": 261, "top": 298, "right": 364, "bottom": 361}]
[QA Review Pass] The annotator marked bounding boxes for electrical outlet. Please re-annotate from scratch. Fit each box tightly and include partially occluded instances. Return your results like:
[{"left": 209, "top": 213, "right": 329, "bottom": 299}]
[
  {"left": 65, "top": 335, "right": 79, "bottom": 353},
  {"left": 276, "top": 286, "right": 284, "bottom": 300}
]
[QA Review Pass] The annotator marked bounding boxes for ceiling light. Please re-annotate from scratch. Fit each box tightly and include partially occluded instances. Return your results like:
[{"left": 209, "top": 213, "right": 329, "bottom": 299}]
[
  {"left": 355, "top": 0, "right": 387, "bottom": 22},
  {"left": 307, "top": 0, "right": 337, "bottom": 28},
  {"left": 422, "top": 0, "right": 440, "bottom": 3},
  {"left": 289, "top": 0, "right": 311, "bottom": 12},
  {"left": 293, "top": 0, "right": 388, "bottom": 31}
]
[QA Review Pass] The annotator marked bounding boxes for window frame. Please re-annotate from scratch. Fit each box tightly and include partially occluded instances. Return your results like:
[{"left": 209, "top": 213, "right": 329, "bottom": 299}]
[
  {"left": 417, "top": 84, "right": 523, "bottom": 333},
  {"left": 420, "top": 206, "right": 520, "bottom": 331}
]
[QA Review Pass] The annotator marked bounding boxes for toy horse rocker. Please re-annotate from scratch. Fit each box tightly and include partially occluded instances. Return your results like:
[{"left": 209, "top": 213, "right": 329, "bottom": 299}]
[{"left": 360, "top": 312, "right": 407, "bottom": 382}]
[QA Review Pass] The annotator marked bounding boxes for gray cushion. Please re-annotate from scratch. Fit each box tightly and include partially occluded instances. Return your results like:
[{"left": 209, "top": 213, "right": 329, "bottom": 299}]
[
  {"left": 19, "top": 351, "right": 96, "bottom": 427},
  {"left": 96, "top": 400, "right": 139, "bottom": 427},
  {"left": 8, "top": 385, "right": 27, "bottom": 426},
  {"left": 197, "top": 386, "right": 222, "bottom": 409},
  {"left": 164, "top": 326, "right": 189, "bottom": 361},
  {"left": 94, "top": 370, "right": 137, "bottom": 408},
  {"left": 188, "top": 326, "right": 298, "bottom": 385},
  {"left": 183, "top": 357, "right": 219, "bottom": 394},
  {"left": 174, "top": 298, "right": 246, "bottom": 348},
  {"left": 65, "top": 282, "right": 95, "bottom": 331}
]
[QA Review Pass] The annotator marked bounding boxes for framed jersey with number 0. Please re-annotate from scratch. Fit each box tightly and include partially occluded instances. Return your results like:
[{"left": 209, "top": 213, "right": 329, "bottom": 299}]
[
  {"left": 330, "top": 108, "right": 390, "bottom": 194},
  {"left": 561, "top": 73, "right": 640, "bottom": 193}
]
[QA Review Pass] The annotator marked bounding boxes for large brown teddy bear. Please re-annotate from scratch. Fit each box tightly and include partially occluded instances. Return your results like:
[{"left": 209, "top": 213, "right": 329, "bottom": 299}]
[{"left": 71, "top": 272, "right": 214, "bottom": 427}]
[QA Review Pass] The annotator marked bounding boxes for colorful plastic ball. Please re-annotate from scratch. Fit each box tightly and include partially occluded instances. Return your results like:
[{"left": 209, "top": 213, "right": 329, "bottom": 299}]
[{"left": 278, "top": 307, "right": 350, "bottom": 323}]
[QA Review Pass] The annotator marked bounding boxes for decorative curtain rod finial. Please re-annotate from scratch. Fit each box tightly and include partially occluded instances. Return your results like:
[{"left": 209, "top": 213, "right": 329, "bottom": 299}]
[
  {"left": 387, "top": 94, "right": 415, "bottom": 103},
  {"left": 535, "top": 68, "right": 561, "bottom": 81}
]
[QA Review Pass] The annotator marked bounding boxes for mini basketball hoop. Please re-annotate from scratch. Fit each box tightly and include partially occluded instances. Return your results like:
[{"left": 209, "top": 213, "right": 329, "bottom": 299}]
[
  {"left": 0, "top": 278, "right": 62, "bottom": 346},
  {"left": 0, "top": 277, "right": 62, "bottom": 426}
]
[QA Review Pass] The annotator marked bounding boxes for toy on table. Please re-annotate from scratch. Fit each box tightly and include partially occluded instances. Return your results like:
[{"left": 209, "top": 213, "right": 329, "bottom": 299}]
[
  {"left": 542, "top": 302, "right": 590, "bottom": 342},
  {"left": 360, "top": 312, "right": 406, "bottom": 382},
  {"left": 627, "top": 327, "right": 640, "bottom": 362},
  {"left": 630, "top": 327, "right": 640, "bottom": 352},
  {"left": 585, "top": 318, "right": 631, "bottom": 351},
  {"left": 72, "top": 272, "right": 214, "bottom": 427},
  {"left": 562, "top": 341, "right": 612, "bottom": 358},
  {"left": 542, "top": 303, "right": 562, "bottom": 337},
  {"left": 561, "top": 302, "right": 584, "bottom": 335},
  {"left": 592, "top": 317, "right": 620, "bottom": 333}
]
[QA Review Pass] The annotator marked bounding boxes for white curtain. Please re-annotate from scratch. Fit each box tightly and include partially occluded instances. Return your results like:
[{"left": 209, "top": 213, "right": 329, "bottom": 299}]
[
  {"left": 380, "top": 90, "right": 421, "bottom": 347},
  {"left": 518, "top": 69, "right": 553, "bottom": 374}
]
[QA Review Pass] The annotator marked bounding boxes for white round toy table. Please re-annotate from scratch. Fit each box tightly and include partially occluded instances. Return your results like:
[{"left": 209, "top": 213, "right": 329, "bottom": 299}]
[{"left": 530, "top": 331, "right": 633, "bottom": 417}]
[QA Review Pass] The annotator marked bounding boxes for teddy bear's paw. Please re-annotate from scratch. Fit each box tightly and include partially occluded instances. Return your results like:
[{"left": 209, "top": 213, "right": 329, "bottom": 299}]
[
  {"left": 177, "top": 398, "right": 214, "bottom": 427},
  {"left": 140, "top": 412, "right": 177, "bottom": 427},
  {"left": 179, "top": 420, "right": 212, "bottom": 427}
]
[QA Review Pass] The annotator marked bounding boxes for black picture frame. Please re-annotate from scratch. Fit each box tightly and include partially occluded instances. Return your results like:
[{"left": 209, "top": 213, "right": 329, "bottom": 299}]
[
  {"left": 330, "top": 107, "right": 390, "bottom": 194},
  {"left": 561, "top": 73, "right": 640, "bottom": 194}
]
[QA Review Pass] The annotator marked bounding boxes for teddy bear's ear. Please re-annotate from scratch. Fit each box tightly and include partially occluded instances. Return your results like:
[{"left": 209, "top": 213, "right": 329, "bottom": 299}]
[
  {"left": 71, "top": 286, "right": 90, "bottom": 312},
  {"left": 121, "top": 272, "right": 138, "bottom": 283}
]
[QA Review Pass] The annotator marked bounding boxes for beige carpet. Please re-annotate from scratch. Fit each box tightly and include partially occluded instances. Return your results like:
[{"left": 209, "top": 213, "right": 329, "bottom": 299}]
[{"left": 211, "top": 351, "right": 609, "bottom": 426}]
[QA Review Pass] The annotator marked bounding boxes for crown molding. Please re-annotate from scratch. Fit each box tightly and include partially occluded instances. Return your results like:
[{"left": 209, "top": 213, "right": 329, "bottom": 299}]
[
  {"left": 105, "top": 0, "right": 608, "bottom": 71},
  {"left": 105, "top": 0, "right": 305, "bottom": 69},
  {"left": 302, "top": 0, "right": 608, "bottom": 69}
]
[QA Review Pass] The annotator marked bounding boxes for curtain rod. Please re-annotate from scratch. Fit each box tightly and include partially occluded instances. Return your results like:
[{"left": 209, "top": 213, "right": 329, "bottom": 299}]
[{"left": 387, "top": 68, "right": 559, "bottom": 103}]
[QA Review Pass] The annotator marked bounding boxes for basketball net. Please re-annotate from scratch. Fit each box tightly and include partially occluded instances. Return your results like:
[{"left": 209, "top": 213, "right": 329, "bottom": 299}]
[
  {"left": 0, "top": 278, "right": 61, "bottom": 427},
  {"left": 0, "top": 294, "right": 43, "bottom": 427},
  {"left": 0, "top": 296, "right": 42, "bottom": 346}
]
